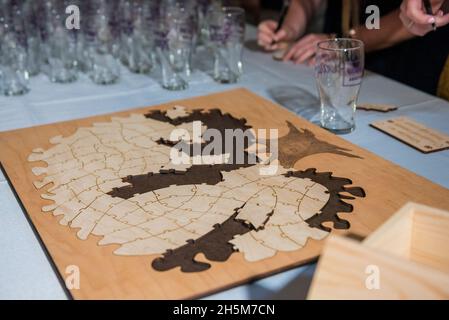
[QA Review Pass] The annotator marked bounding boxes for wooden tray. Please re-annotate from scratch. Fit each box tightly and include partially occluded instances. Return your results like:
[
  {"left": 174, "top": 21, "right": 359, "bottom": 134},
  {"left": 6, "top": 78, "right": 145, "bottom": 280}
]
[
  {"left": 1, "top": 88, "right": 449, "bottom": 299},
  {"left": 308, "top": 203, "right": 449, "bottom": 299}
]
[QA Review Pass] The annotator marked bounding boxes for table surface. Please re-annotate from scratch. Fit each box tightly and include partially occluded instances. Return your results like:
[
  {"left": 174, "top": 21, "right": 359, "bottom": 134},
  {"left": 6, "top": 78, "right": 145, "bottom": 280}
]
[{"left": 1, "top": 26, "right": 448, "bottom": 300}]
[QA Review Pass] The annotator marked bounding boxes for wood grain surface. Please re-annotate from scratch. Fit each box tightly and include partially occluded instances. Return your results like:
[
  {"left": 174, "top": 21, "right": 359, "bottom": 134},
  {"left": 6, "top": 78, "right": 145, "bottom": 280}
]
[
  {"left": 308, "top": 203, "right": 449, "bottom": 299},
  {"left": 1, "top": 88, "right": 449, "bottom": 299}
]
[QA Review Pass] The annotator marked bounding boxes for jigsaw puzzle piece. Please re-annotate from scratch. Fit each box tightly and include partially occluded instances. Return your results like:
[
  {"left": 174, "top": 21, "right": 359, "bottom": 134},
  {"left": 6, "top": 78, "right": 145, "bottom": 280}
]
[
  {"left": 166, "top": 105, "right": 189, "bottom": 120},
  {"left": 235, "top": 187, "right": 277, "bottom": 229},
  {"left": 230, "top": 233, "right": 276, "bottom": 262},
  {"left": 280, "top": 221, "right": 328, "bottom": 246},
  {"left": 114, "top": 236, "right": 173, "bottom": 255}
]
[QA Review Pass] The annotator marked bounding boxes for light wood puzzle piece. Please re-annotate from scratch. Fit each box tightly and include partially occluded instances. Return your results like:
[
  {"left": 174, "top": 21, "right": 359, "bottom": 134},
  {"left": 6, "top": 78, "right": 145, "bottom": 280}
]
[
  {"left": 358, "top": 103, "right": 398, "bottom": 112},
  {"left": 28, "top": 107, "right": 365, "bottom": 274},
  {"left": 165, "top": 105, "right": 190, "bottom": 120}
]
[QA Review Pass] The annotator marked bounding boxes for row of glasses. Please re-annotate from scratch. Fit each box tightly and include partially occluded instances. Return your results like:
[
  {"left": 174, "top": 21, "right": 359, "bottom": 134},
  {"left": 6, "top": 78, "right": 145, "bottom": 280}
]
[{"left": 0, "top": 0, "right": 246, "bottom": 96}]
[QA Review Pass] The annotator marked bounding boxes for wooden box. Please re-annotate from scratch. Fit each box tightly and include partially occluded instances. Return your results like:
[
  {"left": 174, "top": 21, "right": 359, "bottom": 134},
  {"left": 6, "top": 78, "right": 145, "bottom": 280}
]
[{"left": 308, "top": 202, "right": 449, "bottom": 299}]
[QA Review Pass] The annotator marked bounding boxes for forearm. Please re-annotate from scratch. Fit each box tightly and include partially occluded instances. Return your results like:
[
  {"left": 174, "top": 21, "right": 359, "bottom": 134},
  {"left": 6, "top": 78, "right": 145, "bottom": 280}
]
[
  {"left": 283, "top": 0, "right": 324, "bottom": 40},
  {"left": 354, "top": 9, "right": 416, "bottom": 52}
]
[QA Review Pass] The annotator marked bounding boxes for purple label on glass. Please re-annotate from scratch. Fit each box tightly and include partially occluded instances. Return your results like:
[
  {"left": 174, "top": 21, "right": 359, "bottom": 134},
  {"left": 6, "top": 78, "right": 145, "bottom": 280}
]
[{"left": 343, "top": 60, "right": 363, "bottom": 87}]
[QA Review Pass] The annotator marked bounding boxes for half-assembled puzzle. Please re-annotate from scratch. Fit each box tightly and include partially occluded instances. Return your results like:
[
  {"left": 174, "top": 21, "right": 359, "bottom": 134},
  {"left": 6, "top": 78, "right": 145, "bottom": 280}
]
[{"left": 1, "top": 89, "right": 449, "bottom": 299}]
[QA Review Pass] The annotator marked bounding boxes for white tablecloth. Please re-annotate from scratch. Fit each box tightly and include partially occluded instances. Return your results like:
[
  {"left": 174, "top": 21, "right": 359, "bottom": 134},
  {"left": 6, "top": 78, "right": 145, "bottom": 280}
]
[{"left": 1, "top": 26, "right": 448, "bottom": 299}]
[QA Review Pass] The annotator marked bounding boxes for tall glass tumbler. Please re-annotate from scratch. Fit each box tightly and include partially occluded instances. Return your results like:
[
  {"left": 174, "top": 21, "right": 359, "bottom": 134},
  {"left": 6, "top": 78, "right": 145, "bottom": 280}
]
[
  {"left": 84, "top": 3, "right": 120, "bottom": 85},
  {"left": 207, "top": 7, "right": 245, "bottom": 84},
  {"left": 315, "top": 38, "right": 364, "bottom": 134},
  {"left": 41, "top": 1, "right": 78, "bottom": 84},
  {"left": 0, "top": 6, "right": 30, "bottom": 96},
  {"left": 118, "top": 0, "right": 153, "bottom": 74},
  {"left": 0, "top": 38, "right": 30, "bottom": 96},
  {"left": 154, "top": 12, "right": 194, "bottom": 91}
]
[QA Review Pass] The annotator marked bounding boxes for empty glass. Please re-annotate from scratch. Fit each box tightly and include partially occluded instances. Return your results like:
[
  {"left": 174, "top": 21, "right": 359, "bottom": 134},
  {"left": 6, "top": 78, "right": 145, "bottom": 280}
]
[
  {"left": 207, "top": 7, "right": 245, "bottom": 83},
  {"left": 119, "top": 0, "right": 153, "bottom": 74},
  {"left": 46, "top": 26, "right": 78, "bottom": 83},
  {"left": 84, "top": 1, "right": 120, "bottom": 85},
  {"left": 154, "top": 8, "right": 194, "bottom": 91},
  {"left": 315, "top": 38, "right": 364, "bottom": 134},
  {"left": 197, "top": 0, "right": 222, "bottom": 47},
  {"left": 0, "top": 38, "right": 30, "bottom": 96},
  {"left": 41, "top": 1, "right": 78, "bottom": 84},
  {"left": 23, "top": 0, "right": 41, "bottom": 76},
  {"left": 0, "top": 7, "right": 30, "bottom": 96}
]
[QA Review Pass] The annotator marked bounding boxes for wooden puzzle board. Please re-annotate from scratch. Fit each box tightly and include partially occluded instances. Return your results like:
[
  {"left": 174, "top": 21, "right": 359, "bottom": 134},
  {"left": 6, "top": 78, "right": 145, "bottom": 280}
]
[{"left": 1, "top": 88, "right": 449, "bottom": 299}]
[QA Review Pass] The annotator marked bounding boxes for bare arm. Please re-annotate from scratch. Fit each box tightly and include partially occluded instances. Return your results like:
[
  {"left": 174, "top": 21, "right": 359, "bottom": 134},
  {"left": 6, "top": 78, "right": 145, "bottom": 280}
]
[
  {"left": 257, "top": 0, "right": 324, "bottom": 50},
  {"left": 281, "top": 0, "right": 324, "bottom": 41},
  {"left": 354, "top": 9, "right": 415, "bottom": 52}
]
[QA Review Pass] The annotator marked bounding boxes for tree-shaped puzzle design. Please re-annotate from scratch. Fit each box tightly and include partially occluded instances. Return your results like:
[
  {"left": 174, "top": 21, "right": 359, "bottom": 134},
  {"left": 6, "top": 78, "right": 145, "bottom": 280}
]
[{"left": 28, "top": 106, "right": 365, "bottom": 272}]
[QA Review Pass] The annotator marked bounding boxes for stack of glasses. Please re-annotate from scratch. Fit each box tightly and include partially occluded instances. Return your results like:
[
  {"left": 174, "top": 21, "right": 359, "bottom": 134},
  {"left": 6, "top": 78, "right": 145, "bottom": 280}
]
[{"left": 0, "top": 0, "right": 246, "bottom": 96}]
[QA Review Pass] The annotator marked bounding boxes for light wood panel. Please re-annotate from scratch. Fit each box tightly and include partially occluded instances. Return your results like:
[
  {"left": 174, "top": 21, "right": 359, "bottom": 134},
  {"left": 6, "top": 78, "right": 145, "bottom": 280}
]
[
  {"left": 1, "top": 88, "right": 449, "bottom": 299},
  {"left": 308, "top": 203, "right": 449, "bottom": 299},
  {"left": 308, "top": 235, "right": 449, "bottom": 300}
]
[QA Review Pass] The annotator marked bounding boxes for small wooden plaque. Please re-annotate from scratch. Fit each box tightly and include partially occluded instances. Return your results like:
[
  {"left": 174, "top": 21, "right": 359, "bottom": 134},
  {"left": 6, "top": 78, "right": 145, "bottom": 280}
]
[
  {"left": 357, "top": 103, "right": 398, "bottom": 112},
  {"left": 370, "top": 116, "right": 449, "bottom": 153}
]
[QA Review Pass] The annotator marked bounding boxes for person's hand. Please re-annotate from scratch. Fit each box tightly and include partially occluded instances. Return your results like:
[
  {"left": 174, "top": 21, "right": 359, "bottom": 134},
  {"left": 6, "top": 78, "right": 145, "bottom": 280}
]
[
  {"left": 400, "top": 0, "right": 449, "bottom": 36},
  {"left": 257, "top": 20, "right": 296, "bottom": 51},
  {"left": 283, "top": 33, "right": 329, "bottom": 65}
]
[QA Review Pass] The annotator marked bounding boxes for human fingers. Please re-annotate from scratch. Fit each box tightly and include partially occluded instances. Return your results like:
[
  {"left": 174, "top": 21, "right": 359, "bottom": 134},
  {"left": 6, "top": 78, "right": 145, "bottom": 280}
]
[
  {"left": 400, "top": 10, "right": 432, "bottom": 35},
  {"left": 282, "top": 34, "right": 317, "bottom": 61},
  {"left": 273, "top": 29, "right": 288, "bottom": 43},
  {"left": 307, "top": 57, "right": 316, "bottom": 66},
  {"left": 403, "top": 0, "right": 437, "bottom": 24},
  {"left": 258, "top": 32, "right": 275, "bottom": 48},
  {"left": 258, "top": 20, "right": 278, "bottom": 37},
  {"left": 293, "top": 45, "right": 317, "bottom": 64},
  {"left": 435, "top": 11, "right": 449, "bottom": 27}
]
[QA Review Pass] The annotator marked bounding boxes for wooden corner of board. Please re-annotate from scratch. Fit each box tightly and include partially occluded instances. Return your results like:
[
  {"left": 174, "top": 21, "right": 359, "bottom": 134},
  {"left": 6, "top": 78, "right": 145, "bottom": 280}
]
[
  {"left": 308, "top": 233, "right": 449, "bottom": 299},
  {"left": 363, "top": 202, "right": 449, "bottom": 252}
]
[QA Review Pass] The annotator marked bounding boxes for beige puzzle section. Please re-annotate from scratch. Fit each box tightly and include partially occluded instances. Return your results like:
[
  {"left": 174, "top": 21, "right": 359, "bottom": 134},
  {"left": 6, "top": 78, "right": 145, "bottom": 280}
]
[{"left": 28, "top": 107, "right": 332, "bottom": 262}]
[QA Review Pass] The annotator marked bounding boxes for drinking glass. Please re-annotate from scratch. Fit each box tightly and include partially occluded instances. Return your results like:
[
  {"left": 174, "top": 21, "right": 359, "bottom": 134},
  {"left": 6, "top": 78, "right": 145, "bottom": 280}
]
[
  {"left": 315, "top": 38, "right": 364, "bottom": 134},
  {"left": 41, "top": 1, "right": 78, "bottom": 84},
  {"left": 0, "top": 39, "right": 30, "bottom": 96},
  {"left": 23, "top": 0, "right": 41, "bottom": 76},
  {"left": 46, "top": 25, "right": 78, "bottom": 83},
  {"left": 154, "top": 10, "right": 194, "bottom": 91},
  {"left": 197, "top": 0, "right": 222, "bottom": 47},
  {"left": 119, "top": 0, "right": 153, "bottom": 74},
  {"left": 84, "top": 2, "right": 120, "bottom": 85},
  {"left": 0, "top": 3, "right": 30, "bottom": 95},
  {"left": 207, "top": 7, "right": 245, "bottom": 84}
]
